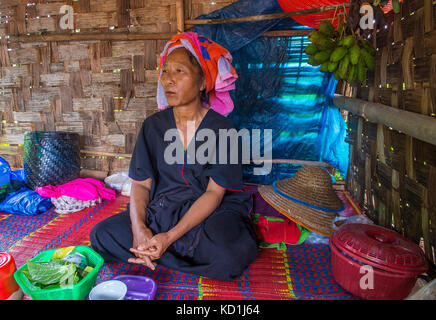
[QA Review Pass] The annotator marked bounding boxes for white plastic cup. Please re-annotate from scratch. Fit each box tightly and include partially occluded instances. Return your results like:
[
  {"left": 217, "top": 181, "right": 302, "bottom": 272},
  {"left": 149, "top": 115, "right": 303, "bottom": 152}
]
[{"left": 89, "top": 280, "right": 127, "bottom": 300}]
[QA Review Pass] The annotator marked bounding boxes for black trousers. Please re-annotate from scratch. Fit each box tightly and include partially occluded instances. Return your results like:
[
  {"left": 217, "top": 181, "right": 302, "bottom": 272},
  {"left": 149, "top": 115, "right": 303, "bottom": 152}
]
[{"left": 90, "top": 208, "right": 258, "bottom": 281}]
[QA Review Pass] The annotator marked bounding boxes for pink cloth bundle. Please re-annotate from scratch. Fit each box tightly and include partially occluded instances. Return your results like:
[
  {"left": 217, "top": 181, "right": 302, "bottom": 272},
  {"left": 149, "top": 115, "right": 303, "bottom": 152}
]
[{"left": 35, "top": 178, "right": 116, "bottom": 202}]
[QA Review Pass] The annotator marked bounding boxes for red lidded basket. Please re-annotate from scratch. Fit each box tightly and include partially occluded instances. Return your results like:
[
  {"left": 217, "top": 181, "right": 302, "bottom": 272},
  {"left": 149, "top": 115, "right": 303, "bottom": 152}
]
[
  {"left": 0, "top": 252, "right": 20, "bottom": 300},
  {"left": 329, "top": 223, "right": 428, "bottom": 300}
]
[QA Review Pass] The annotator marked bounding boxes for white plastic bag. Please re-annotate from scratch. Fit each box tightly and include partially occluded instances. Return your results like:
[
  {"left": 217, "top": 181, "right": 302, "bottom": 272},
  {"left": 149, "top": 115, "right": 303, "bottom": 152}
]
[
  {"left": 332, "top": 214, "right": 374, "bottom": 232},
  {"left": 407, "top": 279, "right": 436, "bottom": 300},
  {"left": 104, "top": 172, "right": 130, "bottom": 193},
  {"left": 121, "top": 178, "right": 132, "bottom": 196},
  {"left": 304, "top": 232, "right": 329, "bottom": 245}
]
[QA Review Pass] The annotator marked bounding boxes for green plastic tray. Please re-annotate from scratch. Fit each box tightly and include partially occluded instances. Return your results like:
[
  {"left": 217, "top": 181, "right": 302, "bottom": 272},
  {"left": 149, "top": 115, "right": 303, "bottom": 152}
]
[{"left": 13, "top": 246, "right": 104, "bottom": 300}]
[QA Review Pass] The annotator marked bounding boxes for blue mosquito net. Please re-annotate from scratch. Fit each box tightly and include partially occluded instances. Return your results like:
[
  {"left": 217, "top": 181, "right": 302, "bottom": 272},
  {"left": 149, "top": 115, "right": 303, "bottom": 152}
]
[{"left": 195, "top": 0, "right": 349, "bottom": 184}]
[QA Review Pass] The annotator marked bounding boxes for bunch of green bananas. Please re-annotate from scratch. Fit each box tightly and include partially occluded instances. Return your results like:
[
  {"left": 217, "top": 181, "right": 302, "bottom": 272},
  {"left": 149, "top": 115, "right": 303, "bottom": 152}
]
[{"left": 305, "top": 20, "right": 376, "bottom": 85}]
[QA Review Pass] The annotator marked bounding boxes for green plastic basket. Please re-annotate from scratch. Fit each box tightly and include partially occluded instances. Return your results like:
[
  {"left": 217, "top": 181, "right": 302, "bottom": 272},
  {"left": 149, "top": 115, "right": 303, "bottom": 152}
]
[{"left": 13, "top": 246, "right": 104, "bottom": 300}]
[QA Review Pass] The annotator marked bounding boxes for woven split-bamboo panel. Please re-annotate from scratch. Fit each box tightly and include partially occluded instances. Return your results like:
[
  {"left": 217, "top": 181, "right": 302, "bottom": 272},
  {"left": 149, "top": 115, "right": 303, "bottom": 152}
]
[
  {"left": 0, "top": 0, "right": 236, "bottom": 174},
  {"left": 342, "top": 0, "right": 436, "bottom": 266}
]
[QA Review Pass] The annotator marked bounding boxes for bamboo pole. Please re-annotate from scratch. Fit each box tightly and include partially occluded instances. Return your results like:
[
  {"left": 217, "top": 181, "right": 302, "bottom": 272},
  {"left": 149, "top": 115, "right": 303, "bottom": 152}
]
[
  {"left": 80, "top": 150, "right": 132, "bottom": 158},
  {"left": 333, "top": 95, "right": 436, "bottom": 146},
  {"left": 80, "top": 149, "right": 333, "bottom": 167},
  {"left": 8, "top": 32, "right": 176, "bottom": 42},
  {"left": 176, "top": 0, "right": 185, "bottom": 33},
  {"left": 8, "top": 29, "right": 314, "bottom": 43},
  {"left": 251, "top": 159, "right": 333, "bottom": 167},
  {"left": 261, "top": 30, "right": 313, "bottom": 37},
  {"left": 185, "top": 3, "right": 351, "bottom": 26}
]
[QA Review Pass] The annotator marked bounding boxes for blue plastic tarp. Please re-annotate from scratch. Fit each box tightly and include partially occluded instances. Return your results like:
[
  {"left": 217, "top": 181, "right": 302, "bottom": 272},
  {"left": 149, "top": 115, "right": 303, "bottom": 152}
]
[
  {"left": 194, "top": 0, "right": 349, "bottom": 184},
  {"left": 195, "top": 0, "right": 308, "bottom": 53},
  {"left": 0, "top": 186, "right": 52, "bottom": 216}
]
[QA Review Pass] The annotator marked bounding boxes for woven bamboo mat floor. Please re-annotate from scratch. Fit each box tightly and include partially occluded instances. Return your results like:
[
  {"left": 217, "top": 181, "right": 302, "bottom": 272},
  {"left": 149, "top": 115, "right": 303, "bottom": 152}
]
[{"left": 0, "top": 194, "right": 359, "bottom": 300}]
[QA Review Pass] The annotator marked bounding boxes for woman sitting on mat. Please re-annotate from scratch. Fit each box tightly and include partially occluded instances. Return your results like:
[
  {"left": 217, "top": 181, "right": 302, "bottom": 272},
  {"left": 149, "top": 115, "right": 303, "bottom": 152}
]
[{"left": 90, "top": 32, "right": 258, "bottom": 281}]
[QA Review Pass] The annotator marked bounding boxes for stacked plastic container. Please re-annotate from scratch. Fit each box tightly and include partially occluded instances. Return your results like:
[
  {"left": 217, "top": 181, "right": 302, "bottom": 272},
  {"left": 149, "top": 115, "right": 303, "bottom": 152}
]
[
  {"left": 330, "top": 223, "right": 429, "bottom": 300},
  {"left": 0, "top": 253, "right": 21, "bottom": 300}
]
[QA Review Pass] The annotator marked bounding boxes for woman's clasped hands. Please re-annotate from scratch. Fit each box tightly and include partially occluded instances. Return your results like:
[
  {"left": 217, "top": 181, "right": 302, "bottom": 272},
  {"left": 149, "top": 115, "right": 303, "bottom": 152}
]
[{"left": 129, "top": 229, "right": 173, "bottom": 270}]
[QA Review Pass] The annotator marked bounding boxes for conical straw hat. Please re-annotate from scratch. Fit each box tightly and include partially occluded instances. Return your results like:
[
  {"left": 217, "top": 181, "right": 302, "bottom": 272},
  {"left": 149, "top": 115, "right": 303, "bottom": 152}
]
[{"left": 257, "top": 166, "right": 344, "bottom": 236}]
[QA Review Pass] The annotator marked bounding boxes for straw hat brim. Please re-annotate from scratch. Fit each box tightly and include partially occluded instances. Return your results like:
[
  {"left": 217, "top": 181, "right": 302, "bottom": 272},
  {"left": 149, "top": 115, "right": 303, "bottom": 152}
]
[
  {"left": 258, "top": 184, "right": 337, "bottom": 236},
  {"left": 275, "top": 177, "right": 343, "bottom": 210}
]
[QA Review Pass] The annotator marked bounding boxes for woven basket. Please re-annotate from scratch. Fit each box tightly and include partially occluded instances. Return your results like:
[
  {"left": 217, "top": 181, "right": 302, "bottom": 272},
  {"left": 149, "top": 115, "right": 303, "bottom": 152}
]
[{"left": 23, "top": 131, "right": 81, "bottom": 190}]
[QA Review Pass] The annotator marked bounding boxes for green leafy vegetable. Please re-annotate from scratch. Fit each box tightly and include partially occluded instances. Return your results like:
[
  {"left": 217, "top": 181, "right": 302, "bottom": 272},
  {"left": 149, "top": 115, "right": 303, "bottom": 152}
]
[
  {"left": 22, "top": 259, "right": 81, "bottom": 290},
  {"left": 21, "top": 248, "right": 91, "bottom": 290}
]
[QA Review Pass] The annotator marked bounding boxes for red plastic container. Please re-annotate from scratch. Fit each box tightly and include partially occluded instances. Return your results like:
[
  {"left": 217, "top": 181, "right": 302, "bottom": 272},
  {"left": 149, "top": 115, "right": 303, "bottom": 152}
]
[
  {"left": 329, "top": 223, "right": 428, "bottom": 300},
  {"left": 0, "top": 252, "right": 20, "bottom": 300}
]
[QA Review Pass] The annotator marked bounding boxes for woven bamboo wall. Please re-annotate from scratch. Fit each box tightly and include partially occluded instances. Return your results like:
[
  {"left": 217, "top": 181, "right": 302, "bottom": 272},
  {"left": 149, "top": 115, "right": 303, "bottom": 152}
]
[
  {"left": 0, "top": 0, "right": 236, "bottom": 174},
  {"left": 343, "top": 0, "right": 436, "bottom": 266}
]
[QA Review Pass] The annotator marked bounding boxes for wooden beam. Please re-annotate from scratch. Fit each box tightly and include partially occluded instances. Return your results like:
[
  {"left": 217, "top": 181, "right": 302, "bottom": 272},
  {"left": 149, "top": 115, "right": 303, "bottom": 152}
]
[
  {"left": 251, "top": 159, "right": 333, "bottom": 167},
  {"left": 261, "top": 29, "right": 313, "bottom": 37},
  {"left": 185, "top": 3, "right": 351, "bottom": 26},
  {"left": 333, "top": 95, "right": 436, "bottom": 146},
  {"left": 80, "top": 148, "right": 333, "bottom": 168},
  {"left": 176, "top": 0, "right": 185, "bottom": 33},
  {"left": 80, "top": 150, "right": 132, "bottom": 158},
  {"left": 8, "top": 31, "right": 177, "bottom": 42},
  {"left": 9, "top": 29, "right": 313, "bottom": 43}
]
